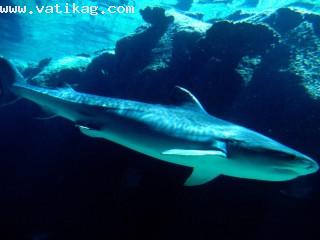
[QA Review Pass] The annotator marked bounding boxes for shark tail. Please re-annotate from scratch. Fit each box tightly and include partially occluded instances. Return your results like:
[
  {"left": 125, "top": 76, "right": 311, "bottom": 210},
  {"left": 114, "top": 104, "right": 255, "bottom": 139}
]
[{"left": 0, "top": 57, "right": 23, "bottom": 104}]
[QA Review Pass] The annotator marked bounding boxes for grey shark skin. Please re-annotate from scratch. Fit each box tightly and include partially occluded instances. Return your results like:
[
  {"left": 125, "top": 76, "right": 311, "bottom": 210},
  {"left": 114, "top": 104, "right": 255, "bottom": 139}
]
[{"left": 0, "top": 60, "right": 318, "bottom": 186}]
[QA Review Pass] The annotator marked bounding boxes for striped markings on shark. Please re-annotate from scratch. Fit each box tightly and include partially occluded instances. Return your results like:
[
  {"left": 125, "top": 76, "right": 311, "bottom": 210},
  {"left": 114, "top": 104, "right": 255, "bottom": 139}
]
[{"left": 0, "top": 57, "right": 318, "bottom": 186}]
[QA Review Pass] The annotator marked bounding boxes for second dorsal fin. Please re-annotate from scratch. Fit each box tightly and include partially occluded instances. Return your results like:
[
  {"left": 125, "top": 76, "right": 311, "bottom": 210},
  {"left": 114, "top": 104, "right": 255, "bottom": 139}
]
[{"left": 172, "top": 86, "right": 206, "bottom": 113}]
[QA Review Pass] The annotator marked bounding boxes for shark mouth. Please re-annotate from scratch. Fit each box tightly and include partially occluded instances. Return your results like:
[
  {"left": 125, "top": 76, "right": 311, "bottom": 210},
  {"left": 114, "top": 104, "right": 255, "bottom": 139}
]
[{"left": 272, "top": 167, "right": 298, "bottom": 176}]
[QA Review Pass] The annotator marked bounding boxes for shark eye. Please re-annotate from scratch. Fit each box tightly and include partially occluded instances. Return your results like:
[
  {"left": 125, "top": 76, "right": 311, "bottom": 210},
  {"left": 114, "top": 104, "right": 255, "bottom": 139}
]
[
  {"left": 279, "top": 152, "right": 296, "bottom": 159},
  {"left": 225, "top": 139, "right": 243, "bottom": 145},
  {"left": 287, "top": 154, "right": 297, "bottom": 160}
]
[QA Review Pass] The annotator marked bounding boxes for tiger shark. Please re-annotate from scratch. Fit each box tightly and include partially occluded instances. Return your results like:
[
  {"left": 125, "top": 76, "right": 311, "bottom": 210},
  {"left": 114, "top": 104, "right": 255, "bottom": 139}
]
[{"left": 0, "top": 57, "right": 318, "bottom": 186}]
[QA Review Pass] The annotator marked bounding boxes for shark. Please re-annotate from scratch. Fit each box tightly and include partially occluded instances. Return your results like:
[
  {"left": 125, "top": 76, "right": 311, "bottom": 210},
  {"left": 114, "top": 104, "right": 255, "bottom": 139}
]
[{"left": 0, "top": 57, "right": 318, "bottom": 186}]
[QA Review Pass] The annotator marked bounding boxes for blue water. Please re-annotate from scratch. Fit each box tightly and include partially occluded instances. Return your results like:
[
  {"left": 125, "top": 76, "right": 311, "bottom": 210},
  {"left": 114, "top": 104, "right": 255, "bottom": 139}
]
[
  {"left": 0, "top": 1, "right": 320, "bottom": 240},
  {"left": 1, "top": 0, "right": 319, "bottom": 60}
]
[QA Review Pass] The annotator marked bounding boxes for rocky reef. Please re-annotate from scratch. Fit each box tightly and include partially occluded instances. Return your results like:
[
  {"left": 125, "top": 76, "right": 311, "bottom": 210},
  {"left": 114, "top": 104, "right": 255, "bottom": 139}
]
[{"left": 11, "top": 6, "right": 320, "bottom": 158}]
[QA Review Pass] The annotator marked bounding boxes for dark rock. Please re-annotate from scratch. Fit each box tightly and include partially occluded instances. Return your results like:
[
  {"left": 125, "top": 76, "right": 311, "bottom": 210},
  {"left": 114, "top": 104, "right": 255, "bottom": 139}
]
[
  {"left": 264, "top": 8, "right": 304, "bottom": 35},
  {"left": 285, "top": 21, "right": 320, "bottom": 100},
  {"left": 112, "top": 8, "right": 210, "bottom": 101},
  {"left": 235, "top": 55, "right": 262, "bottom": 85},
  {"left": 82, "top": 51, "right": 116, "bottom": 95},
  {"left": 140, "top": 7, "right": 174, "bottom": 29},
  {"left": 204, "top": 21, "right": 279, "bottom": 62},
  {"left": 304, "top": 13, "right": 320, "bottom": 37},
  {"left": 37, "top": 58, "right": 52, "bottom": 69},
  {"left": 23, "top": 58, "right": 52, "bottom": 80},
  {"left": 181, "top": 21, "right": 279, "bottom": 114},
  {"left": 222, "top": 8, "right": 320, "bottom": 159},
  {"left": 28, "top": 56, "right": 91, "bottom": 88},
  {"left": 83, "top": 7, "right": 282, "bottom": 114}
]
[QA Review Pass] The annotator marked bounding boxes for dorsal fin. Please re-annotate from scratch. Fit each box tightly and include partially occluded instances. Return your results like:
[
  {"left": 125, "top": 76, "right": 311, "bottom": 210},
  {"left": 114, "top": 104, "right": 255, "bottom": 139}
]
[{"left": 172, "top": 86, "right": 206, "bottom": 113}]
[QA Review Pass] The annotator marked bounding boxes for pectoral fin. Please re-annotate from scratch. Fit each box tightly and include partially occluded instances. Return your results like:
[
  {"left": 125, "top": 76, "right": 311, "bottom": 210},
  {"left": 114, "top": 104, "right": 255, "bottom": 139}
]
[
  {"left": 77, "top": 125, "right": 102, "bottom": 138},
  {"left": 185, "top": 168, "right": 220, "bottom": 186},
  {"left": 162, "top": 149, "right": 226, "bottom": 158}
]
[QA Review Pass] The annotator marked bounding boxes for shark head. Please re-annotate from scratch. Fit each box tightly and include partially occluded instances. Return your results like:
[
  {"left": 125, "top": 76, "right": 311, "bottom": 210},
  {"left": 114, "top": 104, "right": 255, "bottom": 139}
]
[
  {"left": 225, "top": 127, "right": 319, "bottom": 181},
  {"left": 160, "top": 87, "right": 318, "bottom": 186}
]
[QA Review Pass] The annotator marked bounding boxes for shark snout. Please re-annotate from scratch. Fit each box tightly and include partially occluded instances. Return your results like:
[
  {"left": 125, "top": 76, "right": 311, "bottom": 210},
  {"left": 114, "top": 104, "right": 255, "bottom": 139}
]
[
  {"left": 302, "top": 158, "right": 319, "bottom": 173},
  {"left": 294, "top": 155, "right": 319, "bottom": 175},
  {"left": 273, "top": 153, "right": 319, "bottom": 178}
]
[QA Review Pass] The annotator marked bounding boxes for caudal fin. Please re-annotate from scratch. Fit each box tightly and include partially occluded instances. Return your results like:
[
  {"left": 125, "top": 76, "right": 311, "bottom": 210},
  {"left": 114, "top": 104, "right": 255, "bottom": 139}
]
[{"left": 0, "top": 57, "right": 22, "bottom": 104}]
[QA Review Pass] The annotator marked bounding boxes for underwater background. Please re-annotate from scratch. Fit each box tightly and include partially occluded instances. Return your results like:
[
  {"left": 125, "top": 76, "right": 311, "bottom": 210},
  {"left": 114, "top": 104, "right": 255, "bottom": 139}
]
[{"left": 1, "top": 0, "right": 320, "bottom": 239}]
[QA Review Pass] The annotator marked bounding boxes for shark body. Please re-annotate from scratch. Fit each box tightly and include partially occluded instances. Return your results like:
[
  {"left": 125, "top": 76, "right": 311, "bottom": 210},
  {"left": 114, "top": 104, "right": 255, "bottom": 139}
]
[{"left": 1, "top": 59, "right": 318, "bottom": 186}]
